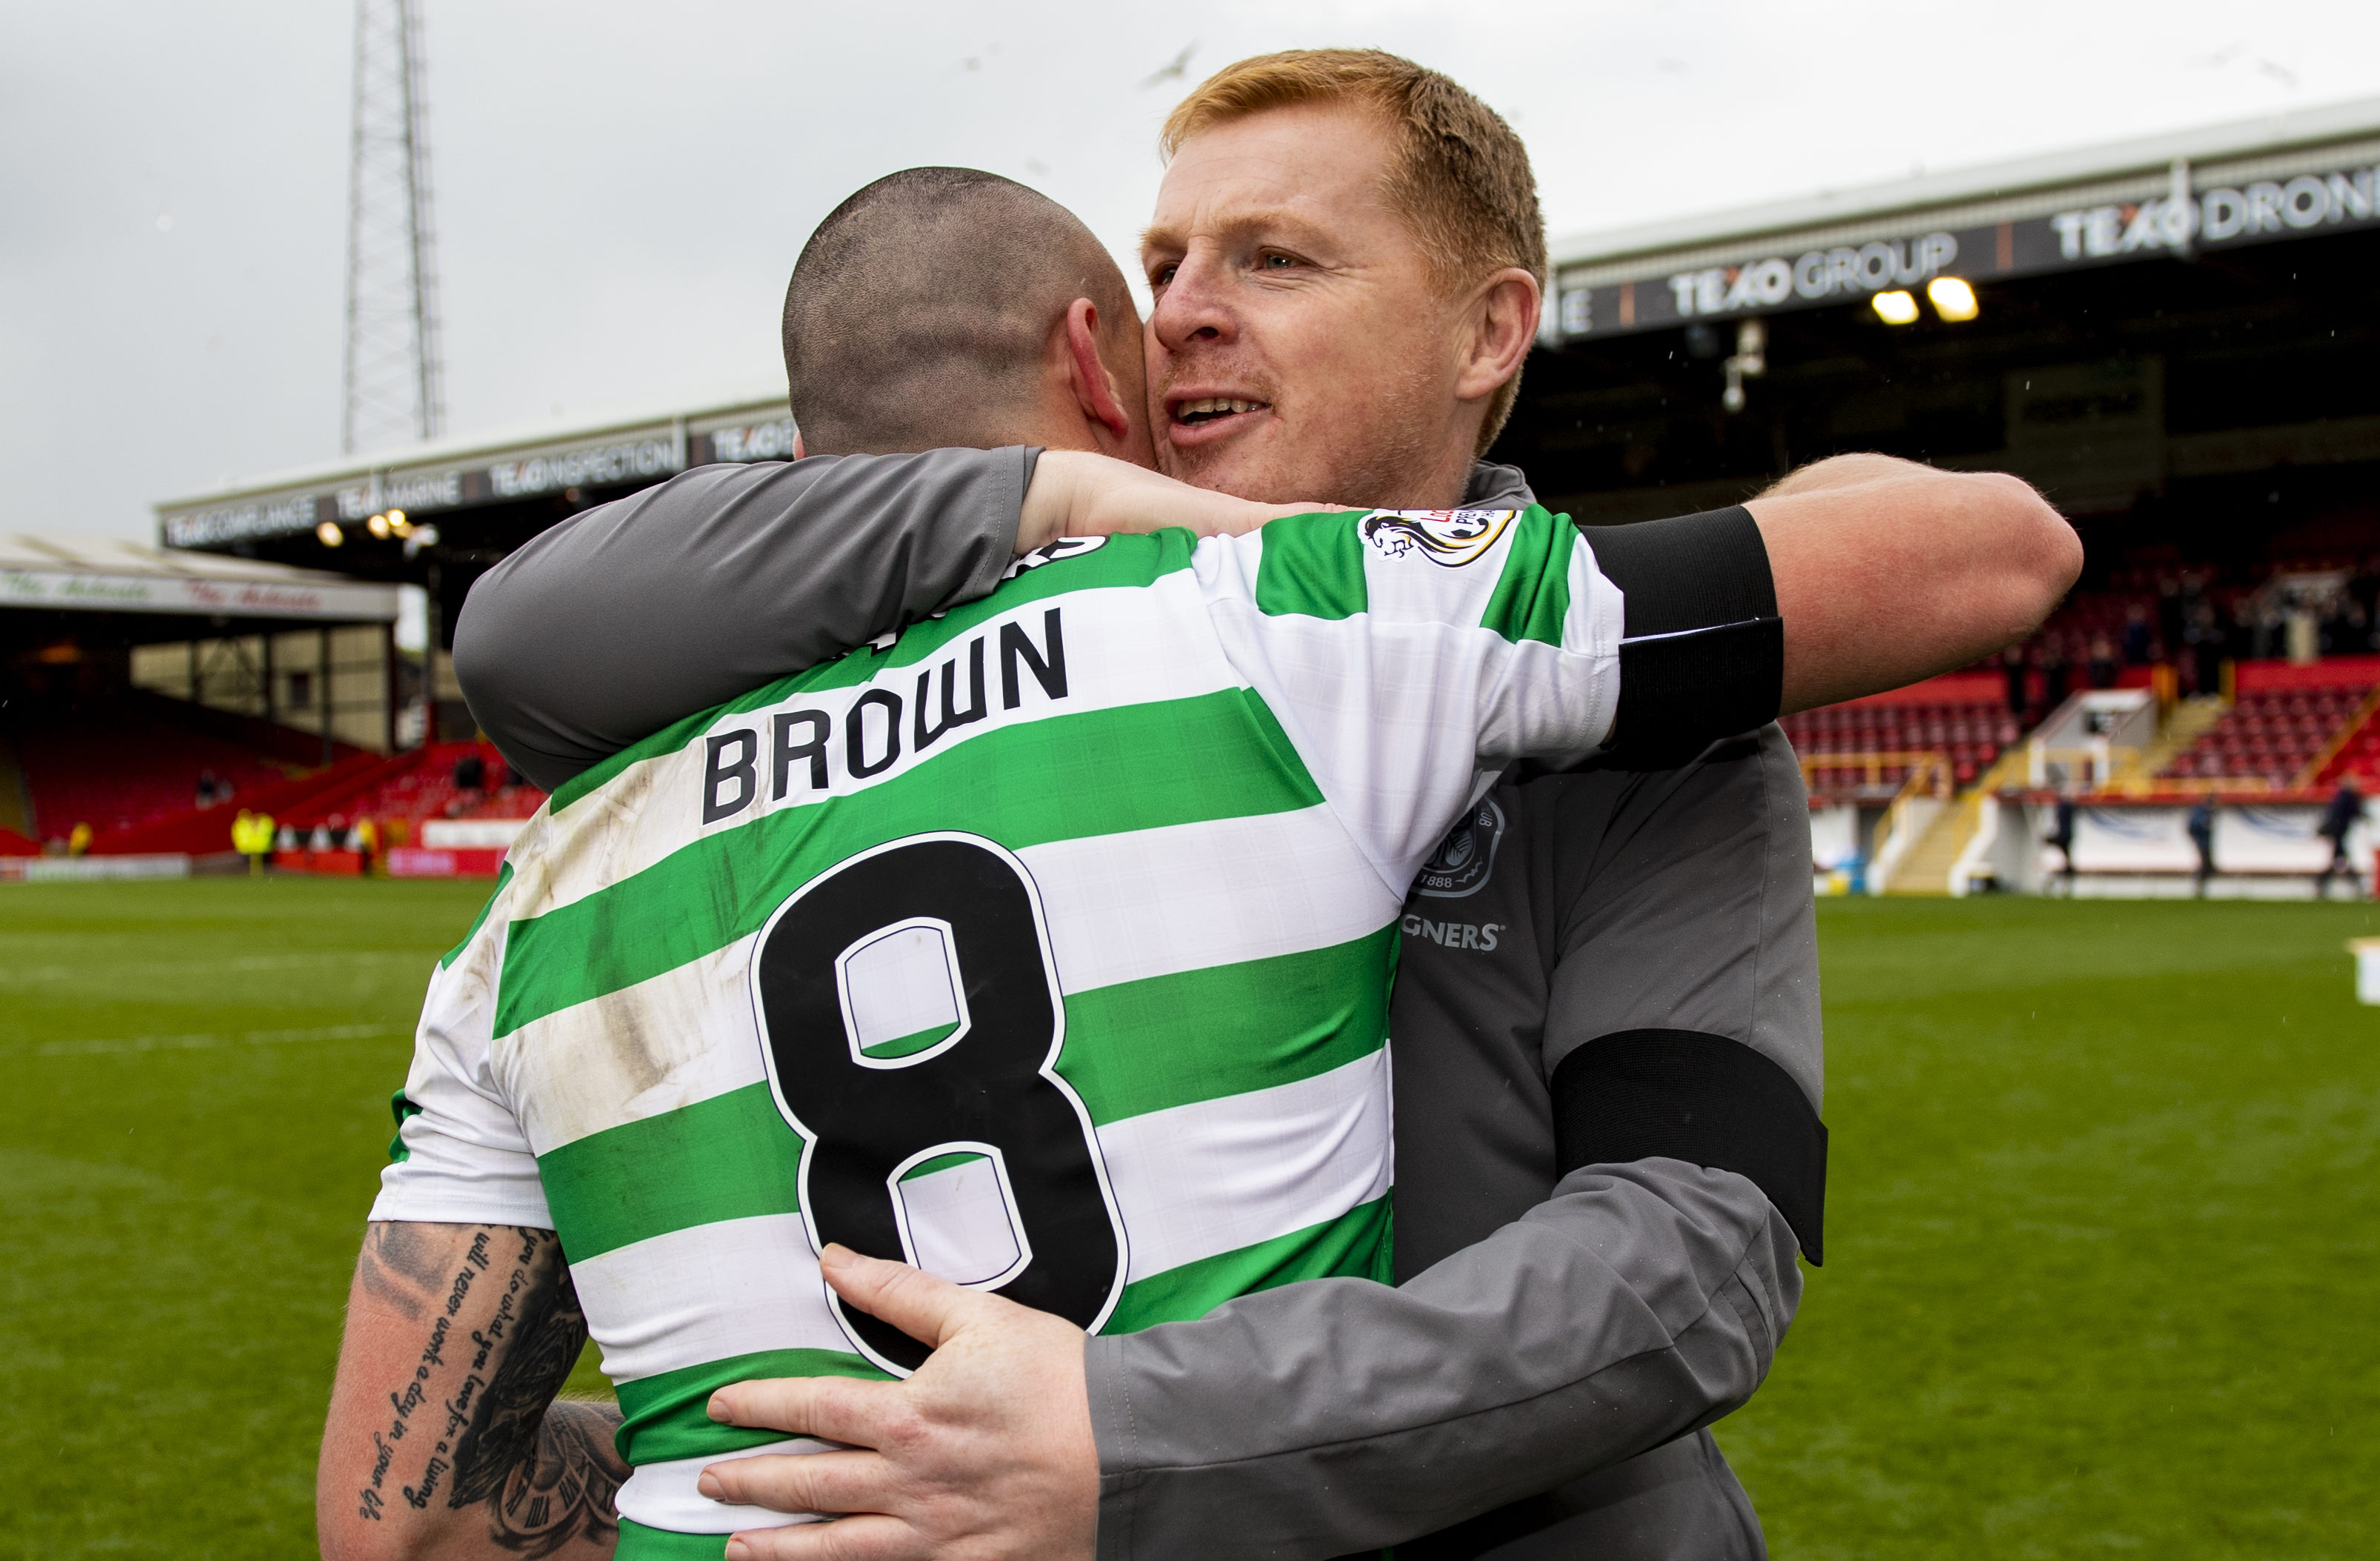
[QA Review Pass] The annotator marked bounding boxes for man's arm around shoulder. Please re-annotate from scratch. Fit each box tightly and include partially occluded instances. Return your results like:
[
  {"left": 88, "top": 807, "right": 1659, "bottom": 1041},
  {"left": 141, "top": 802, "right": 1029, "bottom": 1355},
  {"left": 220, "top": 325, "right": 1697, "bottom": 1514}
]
[
  {"left": 319, "top": 1221, "right": 624, "bottom": 1561},
  {"left": 1748, "top": 453, "right": 2081, "bottom": 713}
]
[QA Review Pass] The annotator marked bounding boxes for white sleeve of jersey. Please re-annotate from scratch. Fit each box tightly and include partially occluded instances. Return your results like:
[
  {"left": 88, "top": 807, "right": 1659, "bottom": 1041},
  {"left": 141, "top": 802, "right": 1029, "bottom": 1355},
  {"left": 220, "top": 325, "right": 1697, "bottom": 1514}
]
[
  {"left": 1194, "top": 506, "right": 1624, "bottom": 891},
  {"left": 370, "top": 932, "right": 553, "bottom": 1230}
]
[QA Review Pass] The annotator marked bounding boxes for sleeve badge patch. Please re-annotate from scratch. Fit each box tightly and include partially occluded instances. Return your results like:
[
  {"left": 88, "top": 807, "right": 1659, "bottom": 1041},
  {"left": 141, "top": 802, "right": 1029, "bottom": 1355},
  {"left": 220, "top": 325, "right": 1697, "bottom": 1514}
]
[{"left": 1359, "top": 508, "right": 1518, "bottom": 568}]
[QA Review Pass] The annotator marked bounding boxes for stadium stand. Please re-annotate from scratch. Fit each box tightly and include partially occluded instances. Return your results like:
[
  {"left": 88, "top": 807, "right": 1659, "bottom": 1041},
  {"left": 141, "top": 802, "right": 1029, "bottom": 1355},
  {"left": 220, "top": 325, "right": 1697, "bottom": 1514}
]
[
  {"left": 2310, "top": 696, "right": 2380, "bottom": 790},
  {"left": 2162, "top": 686, "right": 2371, "bottom": 785},
  {"left": 275, "top": 740, "right": 543, "bottom": 831},
  {"left": 1780, "top": 672, "right": 2020, "bottom": 798},
  {"left": 15, "top": 711, "right": 292, "bottom": 841}
]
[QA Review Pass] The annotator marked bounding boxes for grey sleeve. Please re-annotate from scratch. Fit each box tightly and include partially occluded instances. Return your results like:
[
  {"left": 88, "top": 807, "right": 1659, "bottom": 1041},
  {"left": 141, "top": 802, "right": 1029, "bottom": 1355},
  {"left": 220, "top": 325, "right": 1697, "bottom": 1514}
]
[
  {"left": 1540, "top": 723, "right": 1822, "bottom": 1110},
  {"left": 1085, "top": 730, "right": 1823, "bottom": 1560},
  {"left": 453, "top": 447, "right": 1036, "bottom": 791},
  {"left": 1088, "top": 1162, "right": 1796, "bottom": 1561}
]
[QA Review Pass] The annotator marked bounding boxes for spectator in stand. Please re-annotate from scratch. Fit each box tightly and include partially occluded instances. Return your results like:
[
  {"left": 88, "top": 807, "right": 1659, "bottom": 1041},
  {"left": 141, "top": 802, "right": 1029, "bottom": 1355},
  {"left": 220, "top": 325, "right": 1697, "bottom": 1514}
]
[
  {"left": 2353, "top": 556, "right": 2380, "bottom": 627},
  {"left": 2185, "top": 603, "right": 2224, "bottom": 697},
  {"left": 196, "top": 768, "right": 223, "bottom": 810},
  {"left": 2323, "top": 598, "right": 2371, "bottom": 656},
  {"left": 2317, "top": 777, "right": 2364, "bottom": 899},
  {"left": 2087, "top": 634, "right": 2119, "bottom": 690},
  {"left": 2179, "top": 571, "right": 2209, "bottom": 635},
  {"left": 2122, "top": 602, "right": 2152, "bottom": 665},
  {"left": 2230, "top": 596, "right": 2259, "bottom": 666},
  {"left": 2039, "top": 636, "right": 2070, "bottom": 711},
  {"left": 2187, "top": 795, "right": 2216, "bottom": 898},
  {"left": 448, "top": 748, "right": 487, "bottom": 819},
  {"left": 2158, "top": 576, "right": 2186, "bottom": 656},
  {"left": 2250, "top": 596, "right": 2284, "bottom": 662}
]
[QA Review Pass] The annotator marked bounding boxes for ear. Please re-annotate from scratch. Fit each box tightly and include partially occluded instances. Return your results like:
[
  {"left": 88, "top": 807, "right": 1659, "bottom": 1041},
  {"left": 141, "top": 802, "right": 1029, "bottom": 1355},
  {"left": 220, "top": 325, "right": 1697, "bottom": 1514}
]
[
  {"left": 1453, "top": 268, "right": 1541, "bottom": 404},
  {"left": 1064, "top": 298, "right": 1133, "bottom": 443},
  {"left": 792, "top": 430, "right": 807, "bottom": 461}
]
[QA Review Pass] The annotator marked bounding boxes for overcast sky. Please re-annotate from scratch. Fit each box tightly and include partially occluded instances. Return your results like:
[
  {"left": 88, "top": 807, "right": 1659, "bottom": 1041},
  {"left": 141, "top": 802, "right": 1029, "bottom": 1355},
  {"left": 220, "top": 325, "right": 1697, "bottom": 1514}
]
[{"left": 9, "top": 0, "right": 2380, "bottom": 541}]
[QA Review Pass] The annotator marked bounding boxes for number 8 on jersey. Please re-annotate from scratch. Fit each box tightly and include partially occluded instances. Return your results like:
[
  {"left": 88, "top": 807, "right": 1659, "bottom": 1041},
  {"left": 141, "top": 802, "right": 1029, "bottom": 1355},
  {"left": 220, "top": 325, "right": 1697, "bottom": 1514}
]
[{"left": 749, "top": 833, "right": 1128, "bottom": 1374}]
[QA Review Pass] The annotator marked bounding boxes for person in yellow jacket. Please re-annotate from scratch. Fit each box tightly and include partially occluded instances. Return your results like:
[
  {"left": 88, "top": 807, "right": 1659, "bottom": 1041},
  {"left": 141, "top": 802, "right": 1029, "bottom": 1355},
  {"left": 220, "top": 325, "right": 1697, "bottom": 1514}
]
[{"left": 231, "top": 810, "right": 275, "bottom": 875}]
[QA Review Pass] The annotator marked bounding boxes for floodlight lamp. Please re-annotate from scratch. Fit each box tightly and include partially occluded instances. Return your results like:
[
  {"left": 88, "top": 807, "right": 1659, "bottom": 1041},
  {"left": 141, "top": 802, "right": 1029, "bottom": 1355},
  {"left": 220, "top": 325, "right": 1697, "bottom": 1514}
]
[
  {"left": 367, "top": 513, "right": 391, "bottom": 539},
  {"left": 316, "top": 521, "right": 344, "bottom": 547},
  {"left": 1927, "top": 276, "right": 1979, "bottom": 322},
  {"left": 1871, "top": 290, "right": 1920, "bottom": 325}
]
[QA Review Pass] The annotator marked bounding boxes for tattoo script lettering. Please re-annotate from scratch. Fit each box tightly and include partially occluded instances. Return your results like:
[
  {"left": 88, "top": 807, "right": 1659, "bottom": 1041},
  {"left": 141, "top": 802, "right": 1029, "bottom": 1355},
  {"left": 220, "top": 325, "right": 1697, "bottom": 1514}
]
[{"left": 351, "top": 1225, "right": 626, "bottom": 1555}]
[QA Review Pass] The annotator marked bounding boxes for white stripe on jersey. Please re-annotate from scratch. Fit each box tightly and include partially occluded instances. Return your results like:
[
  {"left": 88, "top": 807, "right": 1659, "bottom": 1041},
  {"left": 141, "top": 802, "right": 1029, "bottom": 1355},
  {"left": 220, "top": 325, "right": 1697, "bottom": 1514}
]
[
  {"left": 615, "top": 1437, "right": 835, "bottom": 1534},
  {"left": 1204, "top": 605, "right": 1618, "bottom": 893},
  {"left": 1104, "top": 1048, "right": 1392, "bottom": 1285},
  {"left": 1024, "top": 805, "right": 1400, "bottom": 998},
  {"left": 573, "top": 1051, "right": 1391, "bottom": 1387},
  {"left": 575, "top": 1212, "right": 847, "bottom": 1385}
]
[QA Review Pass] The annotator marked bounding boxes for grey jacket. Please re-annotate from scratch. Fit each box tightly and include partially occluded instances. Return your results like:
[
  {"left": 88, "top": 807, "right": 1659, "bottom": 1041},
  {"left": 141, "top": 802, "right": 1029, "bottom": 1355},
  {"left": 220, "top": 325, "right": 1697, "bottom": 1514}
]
[{"left": 454, "top": 451, "right": 1822, "bottom": 1560}]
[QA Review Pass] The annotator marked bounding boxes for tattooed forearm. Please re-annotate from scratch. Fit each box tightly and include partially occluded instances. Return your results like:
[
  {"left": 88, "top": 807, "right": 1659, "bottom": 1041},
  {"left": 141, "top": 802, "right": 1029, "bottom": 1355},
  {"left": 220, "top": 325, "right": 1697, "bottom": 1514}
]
[
  {"left": 352, "top": 1226, "right": 499, "bottom": 1523},
  {"left": 334, "top": 1223, "right": 621, "bottom": 1559},
  {"left": 447, "top": 1230, "right": 624, "bottom": 1555}
]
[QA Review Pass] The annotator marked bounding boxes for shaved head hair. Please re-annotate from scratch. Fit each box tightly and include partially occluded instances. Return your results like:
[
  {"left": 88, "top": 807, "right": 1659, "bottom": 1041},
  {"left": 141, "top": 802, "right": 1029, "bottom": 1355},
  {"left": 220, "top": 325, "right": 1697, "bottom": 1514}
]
[{"left": 783, "top": 167, "right": 1136, "bottom": 454}]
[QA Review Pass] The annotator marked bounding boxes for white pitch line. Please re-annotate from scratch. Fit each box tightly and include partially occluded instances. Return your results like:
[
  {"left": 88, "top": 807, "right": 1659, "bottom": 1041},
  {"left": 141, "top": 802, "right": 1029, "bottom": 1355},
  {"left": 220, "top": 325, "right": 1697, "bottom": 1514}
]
[{"left": 35, "top": 1022, "right": 410, "bottom": 1057}]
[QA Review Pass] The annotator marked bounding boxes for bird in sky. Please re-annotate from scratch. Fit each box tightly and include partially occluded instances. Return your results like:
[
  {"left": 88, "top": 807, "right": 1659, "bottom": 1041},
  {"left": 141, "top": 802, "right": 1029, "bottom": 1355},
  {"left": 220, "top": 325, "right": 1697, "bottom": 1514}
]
[{"left": 1141, "top": 43, "right": 1197, "bottom": 89}]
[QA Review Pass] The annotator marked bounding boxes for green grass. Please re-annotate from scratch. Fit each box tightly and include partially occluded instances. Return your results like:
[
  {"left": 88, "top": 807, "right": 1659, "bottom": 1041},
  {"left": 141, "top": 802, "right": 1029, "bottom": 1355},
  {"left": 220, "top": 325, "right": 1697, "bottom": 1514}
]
[
  {"left": 1, "top": 884, "right": 2373, "bottom": 1554},
  {"left": 1719, "top": 896, "right": 2380, "bottom": 1557}
]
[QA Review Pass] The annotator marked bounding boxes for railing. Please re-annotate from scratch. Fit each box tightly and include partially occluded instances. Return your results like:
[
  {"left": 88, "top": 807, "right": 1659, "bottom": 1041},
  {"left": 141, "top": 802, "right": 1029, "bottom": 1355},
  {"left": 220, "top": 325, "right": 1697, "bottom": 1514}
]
[
  {"left": 1866, "top": 753, "right": 1956, "bottom": 891},
  {"left": 1797, "top": 750, "right": 1957, "bottom": 796}
]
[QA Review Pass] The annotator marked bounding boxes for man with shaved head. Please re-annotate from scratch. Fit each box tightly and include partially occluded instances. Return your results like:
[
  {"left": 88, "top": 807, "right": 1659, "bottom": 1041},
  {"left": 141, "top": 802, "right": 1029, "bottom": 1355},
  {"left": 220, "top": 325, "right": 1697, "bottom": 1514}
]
[
  {"left": 399, "top": 50, "right": 2078, "bottom": 1561},
  {"left": 781, "top": 168, "right": 1145, "bottom": 459}
]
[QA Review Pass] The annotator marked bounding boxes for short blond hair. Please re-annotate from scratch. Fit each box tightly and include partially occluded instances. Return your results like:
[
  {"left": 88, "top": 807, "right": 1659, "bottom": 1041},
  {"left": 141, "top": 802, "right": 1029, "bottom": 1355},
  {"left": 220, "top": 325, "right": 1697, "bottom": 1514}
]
[{"left": 1161, "top": 49, "right": 1547, "bottom": 452}]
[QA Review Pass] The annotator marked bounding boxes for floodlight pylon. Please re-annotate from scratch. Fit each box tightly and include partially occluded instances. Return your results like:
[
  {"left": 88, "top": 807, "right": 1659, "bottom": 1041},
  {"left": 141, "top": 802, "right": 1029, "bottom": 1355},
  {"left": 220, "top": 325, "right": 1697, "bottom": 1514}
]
[{"left": 341, "top": 0, "right": 445, "bottom": 455}]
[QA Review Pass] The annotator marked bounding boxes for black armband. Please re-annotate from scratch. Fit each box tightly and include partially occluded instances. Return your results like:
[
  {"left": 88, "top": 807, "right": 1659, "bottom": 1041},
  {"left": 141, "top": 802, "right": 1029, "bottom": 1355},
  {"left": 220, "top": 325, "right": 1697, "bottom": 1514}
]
[
  {"left": 1579, "top": 505, "right": 1782, "bottom": 765},
  {"left": 1551, "top": 1028, "right": 1826, "bottom": 1263}
]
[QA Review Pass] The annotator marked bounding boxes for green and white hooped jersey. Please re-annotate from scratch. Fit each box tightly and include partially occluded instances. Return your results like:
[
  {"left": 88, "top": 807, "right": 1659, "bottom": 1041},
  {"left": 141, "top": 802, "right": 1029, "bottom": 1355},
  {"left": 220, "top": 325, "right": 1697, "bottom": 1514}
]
[{"left": 376, "top": 505, "right": 1624, "bottom": 1555}]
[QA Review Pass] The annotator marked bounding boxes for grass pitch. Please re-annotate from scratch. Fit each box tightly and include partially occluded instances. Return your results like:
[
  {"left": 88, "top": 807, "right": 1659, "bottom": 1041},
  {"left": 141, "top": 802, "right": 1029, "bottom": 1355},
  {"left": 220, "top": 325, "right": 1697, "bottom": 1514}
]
[
  {"left": 1719, "top": 896, "right": 2379, "bottom": 1557},
  {"left": 1, "top": 882, "right": 2373, "bottom": 1556}
]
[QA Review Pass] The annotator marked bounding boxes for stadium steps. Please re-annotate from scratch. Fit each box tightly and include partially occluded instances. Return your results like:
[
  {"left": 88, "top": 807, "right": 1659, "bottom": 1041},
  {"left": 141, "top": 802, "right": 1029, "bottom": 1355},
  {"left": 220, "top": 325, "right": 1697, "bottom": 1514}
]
[
  {"left": 2138, "top": 696, "right": 2230, "bottom": 779},
  {"left": 1883, "top": 745, "right": 2033, "bottom": 896},
  {"left": 1882, "top": 795, "right": 1976, "bottom": 896}
]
